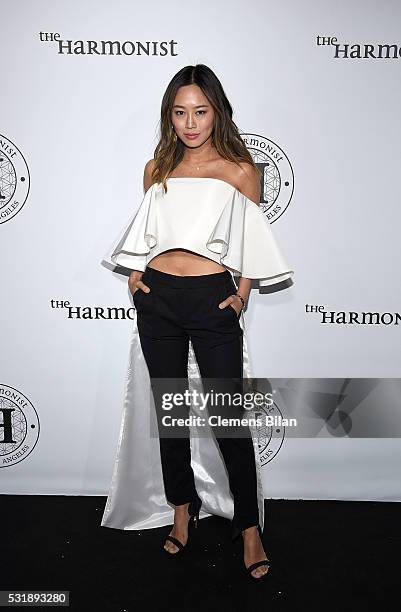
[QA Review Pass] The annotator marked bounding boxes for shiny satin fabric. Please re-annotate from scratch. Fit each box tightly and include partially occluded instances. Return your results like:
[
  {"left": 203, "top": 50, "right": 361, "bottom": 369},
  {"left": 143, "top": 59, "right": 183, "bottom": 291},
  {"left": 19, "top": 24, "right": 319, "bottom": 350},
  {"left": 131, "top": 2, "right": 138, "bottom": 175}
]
[{"left": 100, "top": 296, "right": 265, "bottom": 536}]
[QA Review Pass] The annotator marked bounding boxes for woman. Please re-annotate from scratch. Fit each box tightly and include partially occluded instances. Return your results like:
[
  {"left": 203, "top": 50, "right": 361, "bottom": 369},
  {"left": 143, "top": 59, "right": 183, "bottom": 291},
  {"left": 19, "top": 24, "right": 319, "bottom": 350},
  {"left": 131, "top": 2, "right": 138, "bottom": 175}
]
[{"left": 101, "top": 64, "right": 294, "bottom": 580}]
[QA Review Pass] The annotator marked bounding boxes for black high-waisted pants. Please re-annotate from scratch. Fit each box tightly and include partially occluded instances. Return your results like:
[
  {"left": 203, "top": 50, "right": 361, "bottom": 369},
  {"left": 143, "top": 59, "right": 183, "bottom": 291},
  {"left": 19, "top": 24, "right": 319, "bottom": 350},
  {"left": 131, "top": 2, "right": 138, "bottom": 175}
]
[{"left": 134, "top": 265, "right": 260, "bottom": 538}]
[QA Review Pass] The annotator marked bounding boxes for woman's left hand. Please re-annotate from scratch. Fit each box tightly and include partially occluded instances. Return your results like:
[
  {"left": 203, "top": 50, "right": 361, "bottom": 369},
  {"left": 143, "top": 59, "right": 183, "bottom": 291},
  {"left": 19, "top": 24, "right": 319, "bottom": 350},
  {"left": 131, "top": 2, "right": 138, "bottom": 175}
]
[{"left": 218, "top": 294, "right": 243, "bottom": 317}]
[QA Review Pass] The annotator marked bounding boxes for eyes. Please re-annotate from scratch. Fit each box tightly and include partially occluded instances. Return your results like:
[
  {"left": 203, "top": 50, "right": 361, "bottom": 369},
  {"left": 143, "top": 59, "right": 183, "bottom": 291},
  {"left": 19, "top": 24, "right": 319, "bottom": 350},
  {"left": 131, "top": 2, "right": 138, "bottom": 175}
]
[{"left": 174, "top": 110, "right": 207, "bottom": 116}]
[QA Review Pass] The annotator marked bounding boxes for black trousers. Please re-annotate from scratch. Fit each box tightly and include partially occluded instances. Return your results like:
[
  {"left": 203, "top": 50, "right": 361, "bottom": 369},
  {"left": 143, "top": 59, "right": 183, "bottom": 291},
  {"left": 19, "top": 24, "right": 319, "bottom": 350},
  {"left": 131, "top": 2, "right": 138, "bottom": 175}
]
[{"left": 134, "top": 265, "right": 260, "bottom": 538}]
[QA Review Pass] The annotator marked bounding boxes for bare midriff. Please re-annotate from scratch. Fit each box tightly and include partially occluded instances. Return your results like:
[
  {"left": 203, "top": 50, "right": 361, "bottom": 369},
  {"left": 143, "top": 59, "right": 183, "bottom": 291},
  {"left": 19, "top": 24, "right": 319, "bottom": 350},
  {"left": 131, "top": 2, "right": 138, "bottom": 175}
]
[{"left": 147, "top": 248, "right": 227, "bottom": 276}]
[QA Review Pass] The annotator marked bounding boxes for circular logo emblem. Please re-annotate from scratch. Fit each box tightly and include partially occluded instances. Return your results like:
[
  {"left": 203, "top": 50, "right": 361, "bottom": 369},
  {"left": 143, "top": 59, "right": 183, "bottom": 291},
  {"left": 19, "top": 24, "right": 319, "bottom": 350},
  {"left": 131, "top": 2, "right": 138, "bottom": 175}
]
[
  {"left": 0, "top": 134, "right": 30, "bottom": 224},
  {"left": 253, "top": 400, "right": 286, "bottom": 467},
  {"left": 241, "top": 132, "right": 294, "bottom": 223},
  {"left": 0, "top": 384, "right": 40, "bottom": 467}
]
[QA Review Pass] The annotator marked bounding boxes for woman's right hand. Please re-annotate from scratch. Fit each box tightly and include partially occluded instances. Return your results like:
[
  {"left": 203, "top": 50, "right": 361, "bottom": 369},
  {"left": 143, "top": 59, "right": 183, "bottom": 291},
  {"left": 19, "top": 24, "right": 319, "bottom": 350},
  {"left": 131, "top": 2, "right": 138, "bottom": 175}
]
[{"left": 128, "top": 271, "right": 151, "bottom": 297}]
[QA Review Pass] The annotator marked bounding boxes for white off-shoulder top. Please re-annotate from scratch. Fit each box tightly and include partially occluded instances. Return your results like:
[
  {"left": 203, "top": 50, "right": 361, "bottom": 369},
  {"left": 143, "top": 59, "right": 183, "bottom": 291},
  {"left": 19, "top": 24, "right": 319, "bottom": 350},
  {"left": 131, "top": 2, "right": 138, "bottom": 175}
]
[{"left": 105, "top": 177, "right": 294, "bottom": 288}]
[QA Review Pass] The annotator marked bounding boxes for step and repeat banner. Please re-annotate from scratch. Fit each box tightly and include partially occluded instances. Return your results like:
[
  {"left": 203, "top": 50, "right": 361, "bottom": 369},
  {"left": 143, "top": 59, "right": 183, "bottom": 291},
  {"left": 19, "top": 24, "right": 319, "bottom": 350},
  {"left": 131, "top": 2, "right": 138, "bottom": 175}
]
[{"left": 1, "top": 0, "right": 400, "bottom": 504}]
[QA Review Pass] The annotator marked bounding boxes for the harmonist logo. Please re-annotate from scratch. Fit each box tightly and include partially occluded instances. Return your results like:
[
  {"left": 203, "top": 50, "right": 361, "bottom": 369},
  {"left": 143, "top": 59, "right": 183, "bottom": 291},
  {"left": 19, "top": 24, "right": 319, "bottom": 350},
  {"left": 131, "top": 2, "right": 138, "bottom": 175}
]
[
  {"left": 241, "top": 133, "right": 294, "bottom": 223},
  {"left": 316, "top": 36, "right": 401, "bottom": 60},
  {"left": 0, "top": 134, "right": 30, "bottom": 224},
  {"left": 306, "top": 304, "right": 401, "bottom": 325},
  {"left": 0, "top": 384, "right": 40, "bottom": 468},
  {"left": 39, "top": 31, "right": 179, "bottom": 57}
]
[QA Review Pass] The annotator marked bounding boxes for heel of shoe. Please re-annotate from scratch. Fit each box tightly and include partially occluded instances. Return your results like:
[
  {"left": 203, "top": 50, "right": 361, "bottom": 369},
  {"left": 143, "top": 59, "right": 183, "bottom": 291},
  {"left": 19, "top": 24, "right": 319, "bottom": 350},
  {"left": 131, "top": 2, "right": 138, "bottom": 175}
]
[
  {"left": 189, "top": 511, "right": 199, "bottom": 528},
  {"left": 188, "top": 495, "right": 202, "bottom": 528}
]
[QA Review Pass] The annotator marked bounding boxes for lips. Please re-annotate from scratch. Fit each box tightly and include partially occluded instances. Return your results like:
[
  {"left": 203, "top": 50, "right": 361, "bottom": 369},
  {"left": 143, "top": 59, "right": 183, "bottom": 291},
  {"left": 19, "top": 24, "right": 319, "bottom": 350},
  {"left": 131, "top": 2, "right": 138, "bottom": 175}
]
[{"left": 184, "top": 133, "right": 199, "bottom": 138}]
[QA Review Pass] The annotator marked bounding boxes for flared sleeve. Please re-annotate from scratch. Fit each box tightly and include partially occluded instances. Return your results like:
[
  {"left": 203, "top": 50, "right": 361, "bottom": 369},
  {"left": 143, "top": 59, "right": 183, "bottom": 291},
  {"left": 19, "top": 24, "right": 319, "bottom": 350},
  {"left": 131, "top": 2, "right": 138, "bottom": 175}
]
[
  {"left": 102, "top": 184, "right": 158, "bottom": 271},
  {"left": 206, "top": 189, "right": 294, "bottom": 288}
]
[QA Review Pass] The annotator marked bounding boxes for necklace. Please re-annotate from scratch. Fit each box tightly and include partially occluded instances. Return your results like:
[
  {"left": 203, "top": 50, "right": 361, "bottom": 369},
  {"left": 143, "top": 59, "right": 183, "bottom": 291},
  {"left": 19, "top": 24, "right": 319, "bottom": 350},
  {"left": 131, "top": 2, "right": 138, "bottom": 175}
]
[
  {"left": 180, "top": 154, "right": 220, "bottom": 175},
  {"left": 183, "top": 160, "right": 210, "bottom": 173},
  {"left": 185, "top": 162, "right": 202, "bottom": 171}
]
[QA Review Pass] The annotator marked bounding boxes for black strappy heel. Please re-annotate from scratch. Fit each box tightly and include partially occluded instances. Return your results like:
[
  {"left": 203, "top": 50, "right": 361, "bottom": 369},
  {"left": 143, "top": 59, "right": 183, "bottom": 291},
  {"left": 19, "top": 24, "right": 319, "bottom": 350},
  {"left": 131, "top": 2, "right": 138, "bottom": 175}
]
[
  {"left": 245, "top": 525, "right": 271, "bottom": 580},
  {"left": 246, "top": 557, "right": 271, "bottom": 581},
  {"left": 233, "top": 523, "right": 272, "bottom": 580},
  {"left": 163, "top": 495, "right": 202, "bottom": 555}
]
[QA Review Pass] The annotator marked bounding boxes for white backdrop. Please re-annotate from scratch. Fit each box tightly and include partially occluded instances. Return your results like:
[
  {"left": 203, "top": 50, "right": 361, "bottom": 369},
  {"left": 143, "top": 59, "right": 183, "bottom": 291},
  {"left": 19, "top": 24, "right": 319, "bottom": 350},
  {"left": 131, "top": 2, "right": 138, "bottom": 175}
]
[{"left": 1, "top": 0, "right": 400, "bottom": 502}]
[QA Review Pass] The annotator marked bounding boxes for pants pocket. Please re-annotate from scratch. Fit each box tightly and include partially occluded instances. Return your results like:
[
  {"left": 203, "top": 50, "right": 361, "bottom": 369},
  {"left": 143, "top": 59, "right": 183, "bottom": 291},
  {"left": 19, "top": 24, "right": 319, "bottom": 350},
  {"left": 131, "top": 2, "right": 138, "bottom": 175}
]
[
  {"left": 219, "top": 282, "right": 240, "bottom": 320},
  {"left": 133, "top": 283, "right": 152, "bottom": 310}
]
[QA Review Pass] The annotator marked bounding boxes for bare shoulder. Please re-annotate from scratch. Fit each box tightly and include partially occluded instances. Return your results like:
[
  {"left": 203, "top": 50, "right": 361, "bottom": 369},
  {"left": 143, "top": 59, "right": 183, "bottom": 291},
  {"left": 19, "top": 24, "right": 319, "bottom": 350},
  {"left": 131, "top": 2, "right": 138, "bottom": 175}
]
[
  {"left": 233, "top": 162, "right": 261, "bottom": 204},
  {"left": 143, "top": 159, "right": 156, "bottom": 193}
]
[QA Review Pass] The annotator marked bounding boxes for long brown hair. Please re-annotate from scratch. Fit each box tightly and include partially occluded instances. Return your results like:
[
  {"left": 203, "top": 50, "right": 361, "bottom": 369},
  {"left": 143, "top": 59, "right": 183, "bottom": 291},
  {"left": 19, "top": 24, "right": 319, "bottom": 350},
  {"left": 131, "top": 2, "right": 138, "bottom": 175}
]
[{"left": 151, "top": 64, "right": 260, "bottom": 193}]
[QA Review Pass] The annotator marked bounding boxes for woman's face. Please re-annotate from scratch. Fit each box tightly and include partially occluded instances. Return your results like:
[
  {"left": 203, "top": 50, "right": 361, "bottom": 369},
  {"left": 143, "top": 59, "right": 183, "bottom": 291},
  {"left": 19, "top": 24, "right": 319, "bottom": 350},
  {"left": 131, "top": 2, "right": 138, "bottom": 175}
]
[{"left": 171, "top": 84, "right": 215, "bottom": 147}]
